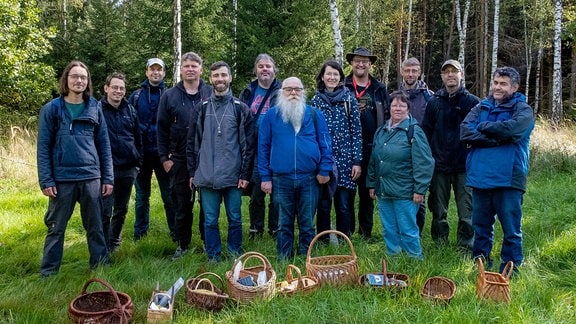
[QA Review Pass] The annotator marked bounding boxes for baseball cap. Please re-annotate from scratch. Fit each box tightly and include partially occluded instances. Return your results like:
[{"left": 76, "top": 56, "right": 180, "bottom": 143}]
[
  {"left": 146, "top": 58, "right": 165, "bottom": 69},
  {"left": 441, "top": 59, "right": 462, "bottom": 71}
]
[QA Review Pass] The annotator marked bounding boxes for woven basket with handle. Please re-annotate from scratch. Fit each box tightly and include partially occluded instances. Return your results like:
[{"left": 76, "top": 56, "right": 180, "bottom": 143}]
[
  {"left": 476, "top": 257, "right": 513, "bottom": 303},
  {"left": 306, "top": 230, "right": 359, "bottom": 286},
  {"left": 358, "top": 259, "right": 410, "bottom": 290},
  {"left": 225, "top": 251, "right": 276, "bottom": 303},
  {"left": 68, "top": 278, "right": 133, "bottom": 324},
  {"left": 185, "top": 272, "right": 229, "bottom": 311},
  {"left": 421, "top": 276, "right": 456, "bottom": 303},
  {"left": 277, "top": 264, "right": 319, "bottom": 296}
]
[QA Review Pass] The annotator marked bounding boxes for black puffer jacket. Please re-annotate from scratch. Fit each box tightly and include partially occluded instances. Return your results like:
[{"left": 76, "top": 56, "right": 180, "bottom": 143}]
[{"left": 421, "top": 86, "right": 480, "bottom": 174}]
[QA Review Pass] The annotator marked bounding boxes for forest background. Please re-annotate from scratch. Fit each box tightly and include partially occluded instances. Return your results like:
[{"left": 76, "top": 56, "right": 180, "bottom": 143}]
[{"left": 1, "top": 0, "right": 576, "bottom": 133}]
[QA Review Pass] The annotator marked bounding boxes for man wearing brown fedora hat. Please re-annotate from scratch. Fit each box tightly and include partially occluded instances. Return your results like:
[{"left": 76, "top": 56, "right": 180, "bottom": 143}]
[{"left": 344, "top": 46, "right": 390, "bottom": 240}]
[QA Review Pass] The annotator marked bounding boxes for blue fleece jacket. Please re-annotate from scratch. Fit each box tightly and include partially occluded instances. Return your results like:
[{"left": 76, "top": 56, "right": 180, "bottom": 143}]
[{"left": 258, "top": 105, "right": 333, "bottom": 181}]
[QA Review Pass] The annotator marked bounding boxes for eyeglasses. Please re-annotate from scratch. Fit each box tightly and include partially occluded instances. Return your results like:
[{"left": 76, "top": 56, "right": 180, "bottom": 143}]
[
  {"left": 352, "top": 59, "right": 371, "bottom": 65},
  {"left": 282, "top": 87, "right": 304, "bottom": 93},
  {"left": 69, "top": 74, "right": 88, "bottom": 81},
  {"left": 441, "top": 68, "right": 460, "bottom": 75},
  {"left": 110, "top": 85, "right": 126, "bottom": 91}
]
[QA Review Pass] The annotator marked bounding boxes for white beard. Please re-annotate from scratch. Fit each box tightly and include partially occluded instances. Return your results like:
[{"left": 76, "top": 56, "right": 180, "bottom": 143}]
[{"left": 277, "top": 95, "right": 306, "bottom": 133}]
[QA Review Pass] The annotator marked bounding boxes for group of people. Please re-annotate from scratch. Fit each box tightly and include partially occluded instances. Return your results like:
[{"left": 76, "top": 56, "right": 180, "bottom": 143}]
[{"left": 36, "top": 46, "right": 534, "bottom": 277}]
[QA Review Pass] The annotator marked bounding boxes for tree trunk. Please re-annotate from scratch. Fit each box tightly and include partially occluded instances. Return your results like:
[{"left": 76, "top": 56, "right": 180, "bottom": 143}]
[
  {"left": 329, "top": 0, "right": 344, "bottom": 66},
  {"left": 454, "top": 0, "right": 470, "bottom": 82},
  {"left": 551, "top": 0, "right": 563, "bottom": 127},
  {"left": 523, "top": 1, "right": 532, "bottom": 102},
  {"left": 490, "top": 0, "right": 500, "bottom": 86},
  {"left": 233, "top": 0, "right": 238, "bottom": 76},
  {"left": 173, "top": 0, "right": 182, "bottom": 84},
  {"left": 404, "top": 0, "right": 413, "bottom": 61}
]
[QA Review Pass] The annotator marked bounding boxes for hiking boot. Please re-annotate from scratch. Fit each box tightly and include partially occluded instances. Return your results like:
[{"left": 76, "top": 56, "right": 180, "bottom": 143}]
[{"left": 171, "top": 246, "right": 188, "bottom": 261}]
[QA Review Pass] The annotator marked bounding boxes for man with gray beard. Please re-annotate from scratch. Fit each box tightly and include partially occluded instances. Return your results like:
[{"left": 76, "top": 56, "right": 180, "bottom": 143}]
[{"left": 258, "top": 77, "right": 334, "bottom": 259}]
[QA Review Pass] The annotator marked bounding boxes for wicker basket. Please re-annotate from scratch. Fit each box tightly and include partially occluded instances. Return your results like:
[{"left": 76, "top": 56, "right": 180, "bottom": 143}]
[
  {"left": 306, "top": 230, "right": 359, "bottom": 286},
  {"left": 276, "top": 264, "right": 319, "bottom": 296},
  {"left": 146, "top": 292, "right": 173, "bottom": 323},
  {"left": 421, "top": 276, "right": 456, "bottom": 303},
  {"left": 185, "top": 272, "right": 229, "bottom": 311},
  {"left": 68, "top": 278, "right": 133, "bottom": 324},
  {"left": 476, "top": 258, "right": 513, "bottom": 303},
  {"left": 358, "top": 259, "right": 410, "bottom": 290},
  {"left": 225, "top": 251, "right": 276, "bottom": 303}
]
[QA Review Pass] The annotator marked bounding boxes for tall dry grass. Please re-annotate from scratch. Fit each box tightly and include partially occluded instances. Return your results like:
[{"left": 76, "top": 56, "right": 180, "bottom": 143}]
[{"left": 0, "top": 126, "right": 38, "bottom": 188}]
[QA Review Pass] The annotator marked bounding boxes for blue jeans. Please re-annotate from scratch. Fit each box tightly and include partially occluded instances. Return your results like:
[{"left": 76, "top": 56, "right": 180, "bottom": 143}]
[
  {"left": 200, "top": 187, "right": 243, "bottom": 261},
  {"left": 378, "top": 198, "right": 422, "bottom": 259},
  {"left": 134, "top": 153, "right": 175, "bottom": 239},
  {"left": 317, "top": 186, "right": 355, "bottom": 238},
  {"left": 273, "top": 174, "right": 319, "bottom": 259},
  {"left": 41, "top": 180, "right": 109, "bottom": 275},
  {"left": 472, "top": 188, "right": 524, "bottom": 272}
]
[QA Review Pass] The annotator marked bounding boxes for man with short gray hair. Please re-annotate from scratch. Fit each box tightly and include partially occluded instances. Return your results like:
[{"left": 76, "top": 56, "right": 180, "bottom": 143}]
[
  {"left": 461, "top": 66, "right": 534, "bottom": 273},
  {"left": 239, "top": 54, "right": 282, "bottom": 239}
]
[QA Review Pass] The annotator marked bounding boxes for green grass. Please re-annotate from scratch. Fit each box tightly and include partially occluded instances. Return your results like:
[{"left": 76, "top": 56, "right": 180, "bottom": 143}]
[{"left": 1, "top": 125, "right": 576, "bottom": 323}]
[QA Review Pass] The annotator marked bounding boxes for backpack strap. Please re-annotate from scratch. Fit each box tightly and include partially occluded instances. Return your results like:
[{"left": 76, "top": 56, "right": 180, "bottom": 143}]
[{"left": 132, "top": 88, "right": 143, "bottom": 110}]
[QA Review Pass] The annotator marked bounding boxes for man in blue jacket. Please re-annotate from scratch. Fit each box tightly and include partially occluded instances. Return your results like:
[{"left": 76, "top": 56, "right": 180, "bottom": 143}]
[
  {"left": 461, "top": 66, "right": 534, "bottom": 273},
  {"left": 37, "top": 60, "right": 113, "bottom": 277},
  {"left": 259, "top": 77, "right": 334, "bottom": 259},
  {"left": 128, "top": 58, "right": 175, "bottom": 242}
]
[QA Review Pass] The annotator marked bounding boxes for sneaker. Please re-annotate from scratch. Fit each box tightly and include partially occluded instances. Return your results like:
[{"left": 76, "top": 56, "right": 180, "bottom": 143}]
[{"left": 171, "top": 246, "right": 188, "bottom": 261}]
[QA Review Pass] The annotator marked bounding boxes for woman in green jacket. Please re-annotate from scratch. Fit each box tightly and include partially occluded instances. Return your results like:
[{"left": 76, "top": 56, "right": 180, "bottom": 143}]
[{"left": 367, "top": 91, "right": 434, "bottom": 259}]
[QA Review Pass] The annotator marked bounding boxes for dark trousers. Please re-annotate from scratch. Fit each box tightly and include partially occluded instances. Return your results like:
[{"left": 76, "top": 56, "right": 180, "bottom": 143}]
[
  {"left": 428, "top": 172, "right": 474, "bottom": 248},
  {"left": 169, "top": 161, "right": 194, "bottom": 249},
  {"left": 134, "top": 153, "right": 175, "bottom": 239},
  {"left": 102, "top": 168, "right": 137, "bottom": 249},
  {"left": 317, "top": 186, "right": 355, "bottom": 238},
  {"left": 248, "top": 179, "right": 278, "bottom": 235},
  {"left": 353, "top": 171, "right": 374, "bottom": 238},
  {"left": 41, "top": 180, "right": 108, "bottom": 275}
]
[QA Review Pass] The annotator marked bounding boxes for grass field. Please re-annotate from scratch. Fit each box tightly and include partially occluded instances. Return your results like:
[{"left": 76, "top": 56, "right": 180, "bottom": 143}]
[{"left": 1, "top": 121, "right": 576, "bottom": 323}]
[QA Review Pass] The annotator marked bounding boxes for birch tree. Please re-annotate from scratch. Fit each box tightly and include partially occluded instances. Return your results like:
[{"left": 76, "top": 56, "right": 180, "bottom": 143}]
[
  {"left": 454, "top": 0, "right": 471, "bottom": 68},
  {"left": 329, "top": 0, "right": 344, "bottom": 66},
  {"left": 490, "top": 0, "right": 500, "bottom": 86},
  {"left": 173, "top": 0, "right": 182, "bottom": 84},
  {"left": 551, "top": 0, "right": 563, "bottom": 127},
  {"left": 404, "top": 0, "right": 413, "bottom": 61}
]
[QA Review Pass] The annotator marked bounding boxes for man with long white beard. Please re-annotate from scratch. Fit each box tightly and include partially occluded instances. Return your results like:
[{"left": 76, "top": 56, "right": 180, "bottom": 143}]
[{"left": 258, "top": 77, "right": 334, "bottom": 259}]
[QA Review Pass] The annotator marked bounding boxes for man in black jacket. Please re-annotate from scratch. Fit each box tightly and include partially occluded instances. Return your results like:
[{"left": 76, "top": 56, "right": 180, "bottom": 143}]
[
  {"left": 101, "top": 72, "right": 142, "bottom": 252},
  {"left": 157, "top": 52, "right": 213, "bottom": 260},
  {"left": 421, "top": 59, "right": 480, "bottom": 250},
  {"left": 239, "top": 54, "right": 282, "bottom": 239},
  {"left": 344, "top": 47, "right": 390, "bottom": 240}
]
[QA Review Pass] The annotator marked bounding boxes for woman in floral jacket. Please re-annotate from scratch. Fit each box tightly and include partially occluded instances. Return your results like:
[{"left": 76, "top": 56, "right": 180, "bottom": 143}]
[{"left": 311, "top": 60, "right": 363, "bottom": 239}]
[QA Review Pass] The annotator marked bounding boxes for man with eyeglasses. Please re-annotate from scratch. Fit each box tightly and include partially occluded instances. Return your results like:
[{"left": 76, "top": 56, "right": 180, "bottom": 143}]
[
  {"left": 421, "top": 59, "right": 480, "bottom": 251},
  {"left": 37, "top": 60, "right": 112, "bottom": 277},
  {"left": 100, "top": 72, "right": 142, "bottom": 252},
  {"left": 399, "top": 57, "right": 434, "bottom": 235},
  {"left": 258, "top": 77, "right": 334, "bottom": 259},
  {"left": 128, "top": 58, "right": 176, "bottom": 242},
  {"left": 344, "top": 47, "right": 390, "bottom": 241}
]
